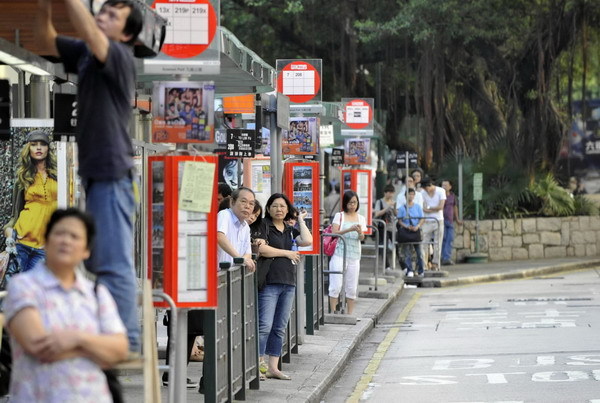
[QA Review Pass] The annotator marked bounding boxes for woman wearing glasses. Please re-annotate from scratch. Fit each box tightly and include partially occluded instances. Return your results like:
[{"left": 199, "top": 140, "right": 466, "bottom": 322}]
[
  {"left": 256, "top": 193, "right": 312, "bottom": 380},
  {"left": 328, "top": 190, "right": 367, "bottom": 315}
]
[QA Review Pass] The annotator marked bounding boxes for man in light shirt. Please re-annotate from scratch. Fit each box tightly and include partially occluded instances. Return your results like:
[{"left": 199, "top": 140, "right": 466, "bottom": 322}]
[
  {"left": 217, "top": 187, "right": 256, "bottom": 271},
  {"left": 396, "top": 175, "right": 423, "bottom": 209},
  {"left": 420, "top": 178, "right": 446, "bottom": 270}
]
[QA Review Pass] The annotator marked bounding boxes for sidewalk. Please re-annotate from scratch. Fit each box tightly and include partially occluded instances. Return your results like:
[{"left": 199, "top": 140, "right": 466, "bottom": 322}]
[{"left": 121, "top": 256, "right": 600, "bottom": 402}]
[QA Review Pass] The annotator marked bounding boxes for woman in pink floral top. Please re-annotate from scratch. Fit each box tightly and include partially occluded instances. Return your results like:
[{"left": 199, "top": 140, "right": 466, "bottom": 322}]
[{"left": 4, "top": 208, "right": 128, "bottom": 402}]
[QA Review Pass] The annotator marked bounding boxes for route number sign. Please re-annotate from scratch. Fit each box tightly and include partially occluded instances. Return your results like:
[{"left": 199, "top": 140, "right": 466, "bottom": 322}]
[
  {"left": 152, "top": 0, "right": 218, "bottom": 58},
  {"left": 473, "top": 173, "right": 483, "bottom": 201},
  {"left": 276, "top": 59, "right": 322, "bottom": 104}
]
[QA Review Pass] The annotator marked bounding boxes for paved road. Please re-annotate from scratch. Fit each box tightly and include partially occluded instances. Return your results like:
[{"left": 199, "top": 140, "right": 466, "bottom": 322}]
[{"left": 324, "top": 267, "right": 600, "bottom": 402}]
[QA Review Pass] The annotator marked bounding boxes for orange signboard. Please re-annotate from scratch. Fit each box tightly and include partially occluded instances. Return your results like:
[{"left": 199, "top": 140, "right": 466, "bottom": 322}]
[{"left": 223, "top": 95, "right": 255, "bottom": 114}]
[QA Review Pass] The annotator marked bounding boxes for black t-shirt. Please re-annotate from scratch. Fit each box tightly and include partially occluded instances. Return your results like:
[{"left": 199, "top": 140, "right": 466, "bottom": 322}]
[
  {"left": 56, "top": 36, "right": 135, "bottom": 181},
  {"left": 260, "top": 219, "right": 300, "bottom": 286}
]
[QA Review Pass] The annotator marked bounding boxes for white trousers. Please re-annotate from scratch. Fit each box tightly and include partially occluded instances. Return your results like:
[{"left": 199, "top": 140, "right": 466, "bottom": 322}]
[
  {"left": 421, "top": 219, "right": 444, "bottom": 268},
  {"left": 328, "top": 254, "right": 360, "bottom": 299}
]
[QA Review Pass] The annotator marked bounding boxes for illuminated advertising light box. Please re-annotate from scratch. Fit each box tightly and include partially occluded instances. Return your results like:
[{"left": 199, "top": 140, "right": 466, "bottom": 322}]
[
  {"left": 283, "top": 161, "right": 321, "bottom": 254},
  {"left": 148, "top": 155, "right": 218, "bottom": 308},
  {"left": 152, "top": 81, "right": 215, "bottom": 143}
]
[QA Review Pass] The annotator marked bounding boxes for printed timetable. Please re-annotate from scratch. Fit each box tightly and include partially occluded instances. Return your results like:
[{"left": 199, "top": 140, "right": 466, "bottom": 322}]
[
  {"left": 283, "top": 70, "right": 316, "bottom": 95},
  {"left": 157, "top": 3, "right": 209, "bottom": 45}
]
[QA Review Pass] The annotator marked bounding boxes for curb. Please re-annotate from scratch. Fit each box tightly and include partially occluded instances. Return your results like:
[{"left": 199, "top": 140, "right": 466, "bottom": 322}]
[
  {"left": 421, "top": 259, "right": 600, "bottom": 288},
  {"left": 304, "top": 280, "right": 405, "bottom": 403}
]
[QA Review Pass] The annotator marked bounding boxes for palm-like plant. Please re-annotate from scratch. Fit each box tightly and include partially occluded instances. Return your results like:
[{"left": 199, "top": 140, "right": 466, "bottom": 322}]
[{"left": 527, "top": 173, "right": 574, "bottom": 217}]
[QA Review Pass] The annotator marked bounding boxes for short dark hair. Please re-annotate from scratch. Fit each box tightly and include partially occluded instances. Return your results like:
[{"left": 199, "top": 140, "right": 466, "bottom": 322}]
[
  {"left": 231, "top": 186, "right": 255, "bottom": 202},
  {"left": 102, "top": 0, "right": 143, "bottom": 45},
  {"left": 218, "top": 182, "right": 232, "bottom": 198},
  {"left": 264, "top": 193, "right": 295, "bottom": 221},
  {"left": 342, "top": 190, "right": 360, "bottom": 213},
  {"left": 420, "top": 178, "right": 433, "bottom": 188},
  {"left": 407, "top": 187, "right": 416, "bottom": 194},
  {"left": 441, "top": 179, "right": 453, "bottom": 187},
  {"left": 383, "top": 184, "right": 395, "bottom": 193},
  {"left": 45, "top": 208, "right": 96, "bottom": 249}
]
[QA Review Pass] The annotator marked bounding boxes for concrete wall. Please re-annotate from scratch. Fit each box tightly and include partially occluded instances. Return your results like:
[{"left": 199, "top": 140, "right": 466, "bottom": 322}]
[{"left": 452, "top": 216, "right": 600, "bottom": 262}]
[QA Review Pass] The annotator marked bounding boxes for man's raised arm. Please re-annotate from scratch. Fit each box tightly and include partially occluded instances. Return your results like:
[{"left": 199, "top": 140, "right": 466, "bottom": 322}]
[
  {"left": 35, "top": 0, "right": 59, "bottom": 57},
  {"left": 63, "top": 0, "right": 110, "bottom": 63}
]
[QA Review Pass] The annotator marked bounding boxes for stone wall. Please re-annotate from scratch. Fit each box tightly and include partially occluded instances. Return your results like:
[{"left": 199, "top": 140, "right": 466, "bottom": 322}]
[{"left": 452, "top": 216, "right": 600, "bottom": 262}]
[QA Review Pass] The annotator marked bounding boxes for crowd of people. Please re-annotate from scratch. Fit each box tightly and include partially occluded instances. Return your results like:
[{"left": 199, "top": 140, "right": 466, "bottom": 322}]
[{"left": 388, "top": 169, "right": 462, "bottom": 277}]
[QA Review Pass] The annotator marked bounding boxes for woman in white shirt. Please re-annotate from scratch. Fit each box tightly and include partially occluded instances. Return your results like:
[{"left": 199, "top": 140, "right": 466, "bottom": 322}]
[{"left": 328, "top": 190, "right": 367, "bottom": 315}]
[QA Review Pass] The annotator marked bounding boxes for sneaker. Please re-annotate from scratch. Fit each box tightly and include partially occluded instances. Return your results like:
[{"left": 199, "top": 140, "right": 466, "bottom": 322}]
[
  {"left": 441, "top": 260, "right": 454, "bottom": 266},
  {"left": 406, "top": 271, "right": 414, "bottom": 278},
  {"left": 162, "top": 375, "right": 199, "bottom": 389},
  {"left": 385, "top": 266, "right": 392, "bottom": 272},
  {"left": 417, "top": 272, "right": 425, "bottom": 278}
]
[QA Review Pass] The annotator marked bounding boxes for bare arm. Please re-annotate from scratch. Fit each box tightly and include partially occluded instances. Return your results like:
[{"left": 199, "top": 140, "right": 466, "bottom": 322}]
[
  {"left": 257, "top": 243, "right": 295, "bottom": 259},
  {"left": 8, "top": 307, "right": 127, "bottom": 366},
  {"left": 295, "top": 210, "right": 313, "bottom": 247},
  {"left": 63, "top": 0, "right": 110, "bottom": 63},
  {"left": 453, "top": 204, "right": 462, "bottom": 225},
  {"left": 35, "top": 0, "right": 59, "bottom": 56}
]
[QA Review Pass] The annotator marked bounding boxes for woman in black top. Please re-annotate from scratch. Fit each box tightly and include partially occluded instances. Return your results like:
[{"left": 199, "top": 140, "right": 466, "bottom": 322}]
[{"left": 257, "top": 193, "right": 312, "bottom": 380}]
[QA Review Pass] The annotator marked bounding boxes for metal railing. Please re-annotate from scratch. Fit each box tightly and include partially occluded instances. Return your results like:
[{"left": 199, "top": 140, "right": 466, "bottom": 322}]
[
  {"left": 320, "top": 231, "right": 348, "bottom": 313},
  {"left": 202, "top": 260, "right": 260, "bottom": 403}
]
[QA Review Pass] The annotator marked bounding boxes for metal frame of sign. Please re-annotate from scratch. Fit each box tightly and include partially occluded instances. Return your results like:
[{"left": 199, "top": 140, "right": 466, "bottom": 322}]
[
  {"left": 276, "top": 59, "right": 322, "bottom": 104},
  {"left": 148, "top": 154, "right": 218, "bottom": 308},
  {"left": 145, "top": 0, "right": 221, "bottom": 74},
  {"left": 283, "top": 161, "right": 321, "bottom": 254},
  {"left": 340, "top": 168, "right": 373, "bottom": 235}
]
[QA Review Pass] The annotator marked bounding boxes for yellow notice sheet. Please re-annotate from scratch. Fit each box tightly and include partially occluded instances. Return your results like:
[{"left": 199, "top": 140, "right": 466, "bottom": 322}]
[{"left": 179, "top": 161, "right": 215, "bottom": 212}]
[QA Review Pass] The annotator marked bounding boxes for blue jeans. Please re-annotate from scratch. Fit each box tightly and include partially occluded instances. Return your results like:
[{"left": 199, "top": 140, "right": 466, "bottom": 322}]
[
  {"left": 258, "top": 284, "right": 295, "bottom": 357},
  {"left": 442, "top": 221, "right": 455, "bottom": 262},
  {"left": 15, "top": 243, "right": 45, "bottom": 272},
  {"left": 84, "top": 176, "right": 140, "bottom": 352},
  {"left": 402, "top": 243, "right": 424, "bottom": 274}
]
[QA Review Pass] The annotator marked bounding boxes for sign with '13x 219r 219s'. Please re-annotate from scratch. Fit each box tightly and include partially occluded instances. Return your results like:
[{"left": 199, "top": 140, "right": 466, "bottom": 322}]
[{"left": 226, "top": 129, "right": 256, "bottom": 158}]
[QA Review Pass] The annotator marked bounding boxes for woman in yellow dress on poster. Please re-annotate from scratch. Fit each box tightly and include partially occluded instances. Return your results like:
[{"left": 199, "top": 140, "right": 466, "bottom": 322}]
[{"left": 4, "top": 130, "right": 58, "bottom": 273}]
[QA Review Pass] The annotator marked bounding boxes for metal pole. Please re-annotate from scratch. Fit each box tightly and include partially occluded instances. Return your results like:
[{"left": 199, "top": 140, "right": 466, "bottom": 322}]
[
  {"left": 367, "top": 224, "right": 379, "bottom": 291},
  {"left": 458, "top": 154, "right": 463, "bottom": 221},
  {"left": 391, "top": 217, "right": 397, "bottom": 270},
  {"left": 154, "top": 291, "right": 177, "bottom": 403},
  {"left": 173, "top": 309, "right": 188, "bottom": 403}
]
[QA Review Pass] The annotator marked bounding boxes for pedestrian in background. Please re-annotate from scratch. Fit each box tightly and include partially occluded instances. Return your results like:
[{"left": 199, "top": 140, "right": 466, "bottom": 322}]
[
  {"left": 4, "top": 208, "right": 128, "bottom": 402},
  {"left": 397, "top": 188, "right": 425, "bottom": 277},
  {"left": 420, "top": 178, "right": 446, "bottom": 270},
  {"left": 257, "top": 193, "right": 312, "bottom": 380},
  {"left": 323, "top": 182, "right": 340, "bottom": 222},
  {"left": 328, "top": 190, "right": 367, "bottom": 315},
  {"left": 4, "top": 130, "right": 57, "bottom": 273},
  {"left": 35, "top": 0, "right": 144, "bottom": 352},
  {"left": 373, "top": 184, "right": 396, "bottom": 271},
  {"left": 441, "top": 179, "right": 462, "bottom": 265}
]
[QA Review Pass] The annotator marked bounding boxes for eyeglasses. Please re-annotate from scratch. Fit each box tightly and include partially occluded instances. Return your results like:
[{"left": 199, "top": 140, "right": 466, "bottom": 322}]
[
  {"left": 347, "top": 200, "right": 358, "bottom": 205},
  {"left": 237, "top": 199, "right": 256, "bottom": 208}
]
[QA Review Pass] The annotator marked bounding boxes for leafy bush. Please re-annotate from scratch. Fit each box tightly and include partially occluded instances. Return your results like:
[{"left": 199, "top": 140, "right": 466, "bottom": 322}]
[
  {"left": 527, "top": 174, "right": 574, "bottom": 216},
  {"left": 573, "top": 195, "right": 600, "bottom": 216}
]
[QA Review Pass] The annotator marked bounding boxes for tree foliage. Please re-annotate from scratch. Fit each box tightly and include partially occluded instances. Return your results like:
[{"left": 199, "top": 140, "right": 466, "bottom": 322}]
[{"left": 221, "top": 0, "right": 600, "bottom": 176}]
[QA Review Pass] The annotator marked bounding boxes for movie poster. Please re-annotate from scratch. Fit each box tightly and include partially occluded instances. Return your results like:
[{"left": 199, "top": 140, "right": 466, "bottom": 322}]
[
  {"left": 344, "top": 138, "right": 370, "bottom": 165},
  {"left": 152, "top": 81, "right": 215, "bottom": 143},
  {"left": 282, "top": 117, "right": 319, "bottom": 155}
]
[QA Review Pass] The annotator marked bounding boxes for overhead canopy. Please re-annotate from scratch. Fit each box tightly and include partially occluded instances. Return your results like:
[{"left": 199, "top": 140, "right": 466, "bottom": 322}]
[
  {"left": 137, "top": 27, "right": 276, "bottom": 95},
  {"left": 0, "top": 0, "right": 275, "bottom": 95}
]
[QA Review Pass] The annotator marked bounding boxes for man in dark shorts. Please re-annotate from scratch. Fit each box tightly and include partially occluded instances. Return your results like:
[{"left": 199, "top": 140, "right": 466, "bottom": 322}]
[{"left": 35, "top": 0, "right": 143, "bottom": 352}]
